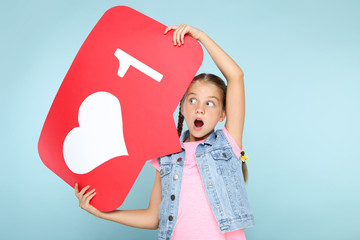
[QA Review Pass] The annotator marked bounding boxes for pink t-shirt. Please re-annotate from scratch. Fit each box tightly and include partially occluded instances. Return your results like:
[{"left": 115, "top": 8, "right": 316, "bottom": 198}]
[{"left": 149, "top": 128, "right": 246, "bottom": 240}]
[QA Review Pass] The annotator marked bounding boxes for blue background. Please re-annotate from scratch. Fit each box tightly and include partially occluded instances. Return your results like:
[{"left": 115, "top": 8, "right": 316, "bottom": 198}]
[{"left": 1, "top": 0, "right": 359, "bottom": 239}]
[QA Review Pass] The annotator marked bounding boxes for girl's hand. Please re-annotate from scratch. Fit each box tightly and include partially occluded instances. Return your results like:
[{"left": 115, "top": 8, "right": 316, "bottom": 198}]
[
  {"left": 164, "top": 24, "right": 203, "bottom": 46},
  {"left": 74, "top": 183, "right": 102, "bottom": 217}
]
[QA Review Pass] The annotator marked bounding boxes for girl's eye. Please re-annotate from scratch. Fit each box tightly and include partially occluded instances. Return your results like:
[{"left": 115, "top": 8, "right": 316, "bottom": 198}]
[
  {"left": 190, "top": 98, "right": 197, "bottom": 104},
  {"left": 207, "top": 101, "right": 215, "bottom": 107}
]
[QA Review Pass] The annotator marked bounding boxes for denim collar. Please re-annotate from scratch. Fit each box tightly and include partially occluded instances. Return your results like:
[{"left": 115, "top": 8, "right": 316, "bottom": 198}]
[{"left": 179, "top": 129, "right": 216, "bottom": 149}]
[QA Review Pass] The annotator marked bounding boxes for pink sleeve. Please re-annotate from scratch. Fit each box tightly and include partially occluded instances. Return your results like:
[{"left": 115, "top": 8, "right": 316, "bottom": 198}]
[
  {"left": 222, "top": 127, "right": 244, "bottom": 159},
  {"left": 149, "top": 158, "right": 160, "bottom": 171}
]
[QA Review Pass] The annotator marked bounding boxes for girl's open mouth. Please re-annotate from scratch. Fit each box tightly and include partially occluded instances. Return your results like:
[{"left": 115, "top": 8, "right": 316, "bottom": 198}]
[{"left": 194, "top": 119, "right": 204, "bottom": 128}]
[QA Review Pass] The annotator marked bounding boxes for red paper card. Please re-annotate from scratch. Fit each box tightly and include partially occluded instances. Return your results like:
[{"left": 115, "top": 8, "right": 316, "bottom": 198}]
[{"left": 38, "top": 6, "right": 203, "bottom": 211}]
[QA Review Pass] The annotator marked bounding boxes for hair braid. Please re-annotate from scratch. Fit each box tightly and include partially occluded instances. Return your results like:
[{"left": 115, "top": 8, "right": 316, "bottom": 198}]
[
  {"left": 242, "top": 162, "right": 248, "bottom": 183},
  {"left": 177, "top": 106, "right": 184, "bottom": 137},
  {"left": 241, "top": 151, "right": 248, "bottom": 183}
]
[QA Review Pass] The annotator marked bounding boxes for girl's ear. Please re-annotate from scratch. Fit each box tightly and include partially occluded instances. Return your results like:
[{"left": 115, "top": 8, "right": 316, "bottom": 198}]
[{"left": 219, "top": 109, "right": 226, "bottom": 122}]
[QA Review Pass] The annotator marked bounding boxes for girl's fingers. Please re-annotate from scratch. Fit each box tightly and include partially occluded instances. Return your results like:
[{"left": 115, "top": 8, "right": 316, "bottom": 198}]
[
  {"left": 173, "top": 27, "right": 179, "bottom": 45},
  {"left": 178, "top": 25, "right": 189, "bottom": 45},
  {"left": 165, "top": 24, "right": 199, "bottom": 46},
  {"left": 87, "top": 192, "right": 97, "bottom": 202},
  {"left": 176, "top": 27, "right": 183, "bottom": 46},
  {"left": 74, "top": 183, "right": 79, "bottom": 195},
  {"left": 79, "top": 185, "right": 90, "bottom": 195},
  {"left": 175, "top": 25, "right": 185, "bottom": 46},
  {"left": 83, "top": 189, "right": 96, "bottom": 200},
  {"left": 164, "top": 25, "right": 178, "bottom": 34},
  {"left": 81, "top": 192, "right": 97, "bottom": 210},
  {"left": 75, "top": 184, "right": 97, "bottom": 212}
]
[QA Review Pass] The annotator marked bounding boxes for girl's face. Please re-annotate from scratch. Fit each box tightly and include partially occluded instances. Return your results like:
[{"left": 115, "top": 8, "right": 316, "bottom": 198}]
[{"left": 181, "top": 80, "right": 225, "bottom": 142}]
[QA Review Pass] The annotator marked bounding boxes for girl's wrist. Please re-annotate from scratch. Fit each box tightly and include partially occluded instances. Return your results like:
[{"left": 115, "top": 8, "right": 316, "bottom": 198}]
[
  {"left": 94, "top": 210, "right": 106, "bottom": 219},
  {"left": 197, "top": 31, "right": 206, "bottom": 42}
]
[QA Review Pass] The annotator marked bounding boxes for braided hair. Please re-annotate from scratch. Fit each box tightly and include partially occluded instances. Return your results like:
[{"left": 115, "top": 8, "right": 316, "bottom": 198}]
[{"left": 177, "top": 109, "right": 184, "bottom": 137}]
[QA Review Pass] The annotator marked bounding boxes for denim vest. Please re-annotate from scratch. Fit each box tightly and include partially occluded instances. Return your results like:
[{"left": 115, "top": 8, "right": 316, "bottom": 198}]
[{"left": 157, "top": 129, "right": 255, "bottom": 240}]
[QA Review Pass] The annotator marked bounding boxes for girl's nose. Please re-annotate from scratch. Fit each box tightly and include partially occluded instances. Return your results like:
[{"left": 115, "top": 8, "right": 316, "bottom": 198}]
[{"left": 195, "top": 105, "right": 204, "bottom": 114}]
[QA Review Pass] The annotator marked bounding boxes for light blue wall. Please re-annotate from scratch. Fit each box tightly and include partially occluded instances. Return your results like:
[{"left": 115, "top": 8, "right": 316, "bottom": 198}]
[{"left": 1, "top": 0, "right": 359, "bottom": 239}]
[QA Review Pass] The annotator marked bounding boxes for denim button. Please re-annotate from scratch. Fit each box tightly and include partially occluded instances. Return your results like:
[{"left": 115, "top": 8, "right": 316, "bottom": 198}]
[
  {"left": 173, "top": 174, "right": 178, "bottom": 180},
  {"left": 222, "top": 153, "right": 227, "bottom": 157},
  {"left": 168, "top": 215, "right": 173, "bottom": 221},
  {"left": 177, "top": 157, "right": 182, "bottom": 162},
  {"left": 171, "top": 195, "right": 175, "bottom": 200}
]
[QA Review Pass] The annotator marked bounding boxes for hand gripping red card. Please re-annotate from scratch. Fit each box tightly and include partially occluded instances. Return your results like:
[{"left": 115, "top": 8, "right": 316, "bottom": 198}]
[{"left": 38, "top": 6, "right": 203, "bottom": 211}]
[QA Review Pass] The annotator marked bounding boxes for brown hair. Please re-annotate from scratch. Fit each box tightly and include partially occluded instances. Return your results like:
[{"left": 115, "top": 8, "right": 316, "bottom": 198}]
[{"left": 176, "top": 73, "right": 248, "bottom": 183}]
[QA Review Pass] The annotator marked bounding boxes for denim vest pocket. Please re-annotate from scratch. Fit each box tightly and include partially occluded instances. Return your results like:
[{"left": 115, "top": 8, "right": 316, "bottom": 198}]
[
  {"left": 210, "top": 148, "right": 234, "bottom": 176},
  {"left": 210, "top": 148, "right": 232, "bottom": 160}
]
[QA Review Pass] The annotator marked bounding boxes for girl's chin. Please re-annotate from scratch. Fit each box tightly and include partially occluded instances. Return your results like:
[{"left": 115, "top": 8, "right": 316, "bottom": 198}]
[{"left": 188, "top": 130, "right": 212, "bottom": 142}]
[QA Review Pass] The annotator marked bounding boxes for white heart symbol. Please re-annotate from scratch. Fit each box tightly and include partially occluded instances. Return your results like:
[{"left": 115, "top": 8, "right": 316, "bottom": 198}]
[{"left": 63, "top": 91, "right": 128, "bottom": 174}]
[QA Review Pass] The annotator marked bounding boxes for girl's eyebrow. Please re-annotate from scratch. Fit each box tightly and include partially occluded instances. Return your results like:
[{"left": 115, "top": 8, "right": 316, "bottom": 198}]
[{"left": 208, "top": 96, "right": 220, "bottom": 101}]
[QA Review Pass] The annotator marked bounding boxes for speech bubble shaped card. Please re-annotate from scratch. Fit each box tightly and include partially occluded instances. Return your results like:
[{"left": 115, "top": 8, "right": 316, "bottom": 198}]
[{"left": 38, "top": 6, "right": 203, "bottom": 211}]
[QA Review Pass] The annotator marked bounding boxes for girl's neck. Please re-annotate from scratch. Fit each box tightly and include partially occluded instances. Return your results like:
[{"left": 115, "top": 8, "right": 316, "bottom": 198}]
[
  {"left": 184, "top": 138, "right": 205, "bottom": 143},
  {"left": 184, "top": 130, "right": 213, "bottom": 143}
]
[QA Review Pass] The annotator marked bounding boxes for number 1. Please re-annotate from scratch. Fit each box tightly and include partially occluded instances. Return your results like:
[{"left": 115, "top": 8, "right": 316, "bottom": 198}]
[{"left": 114, "top": 48, "right": 163, "bottom": 82}]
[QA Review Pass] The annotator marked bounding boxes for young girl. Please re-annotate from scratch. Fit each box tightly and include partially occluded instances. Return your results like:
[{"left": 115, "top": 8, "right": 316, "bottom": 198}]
[{"left": 75, "top": 24, "right": 255, "bottom": 240}]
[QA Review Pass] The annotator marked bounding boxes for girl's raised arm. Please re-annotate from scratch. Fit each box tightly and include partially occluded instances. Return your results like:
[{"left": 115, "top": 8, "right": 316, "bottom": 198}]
[
  {"left": 75, "top": 170, "right": 162, "bottom": 229},
  {"left": 164, "top": 24, "right": 245, "bottom": 147}
]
